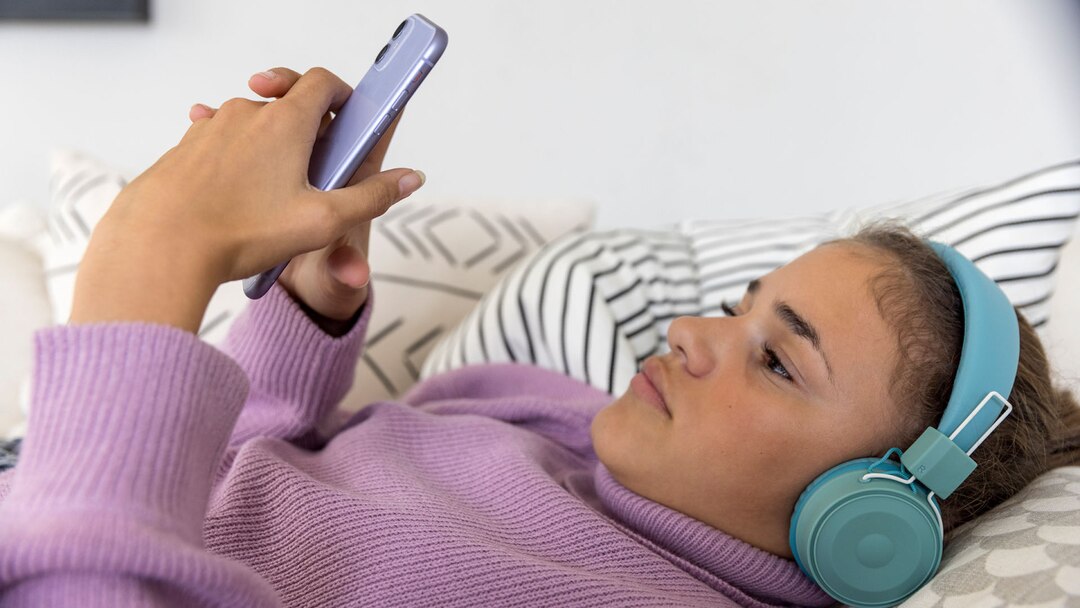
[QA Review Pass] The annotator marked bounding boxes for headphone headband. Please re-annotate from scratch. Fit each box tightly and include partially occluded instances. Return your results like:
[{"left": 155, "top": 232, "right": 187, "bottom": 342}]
[
  {"left": 895, "top": 242, "right": 1020, "bottom": 500},
  {"left": 925, "top": 241, "right": 1019, "bottom": 451}
]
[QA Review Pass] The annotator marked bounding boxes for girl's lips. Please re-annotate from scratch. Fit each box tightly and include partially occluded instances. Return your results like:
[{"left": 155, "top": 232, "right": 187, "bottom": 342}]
[{"left": 630, "top": 370, "right": 670, "bottom": 417}]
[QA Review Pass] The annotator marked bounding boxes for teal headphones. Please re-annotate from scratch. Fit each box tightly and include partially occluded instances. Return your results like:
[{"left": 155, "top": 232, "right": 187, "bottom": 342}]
[{"left": 788, "top": 241, "right": 1020, "bottom": 607}]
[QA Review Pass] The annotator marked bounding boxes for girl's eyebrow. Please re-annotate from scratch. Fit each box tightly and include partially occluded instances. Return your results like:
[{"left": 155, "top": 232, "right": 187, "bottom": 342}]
[
  {"left": 774, "top": 301, "right": 835, "bottom": 387},
  {"left": 746, "top": 278, "right": 836, "bottom": 387}
]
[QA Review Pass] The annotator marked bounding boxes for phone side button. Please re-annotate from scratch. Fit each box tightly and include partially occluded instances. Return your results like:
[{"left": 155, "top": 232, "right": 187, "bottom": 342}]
[
  {"left": 410, "top": 62, "right": 430, "bottom": 87},
  {"left": 374, "top": 113, "right": 393, "bottom": 136},
  {"left": 391, "top": 90, "right": 409, "bottom": 111}
]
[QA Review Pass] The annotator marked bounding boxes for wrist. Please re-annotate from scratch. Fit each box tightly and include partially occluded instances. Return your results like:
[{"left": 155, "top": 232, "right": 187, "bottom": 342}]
[{"left": 292, "top": 286, "right": 369, "bottom": 338}]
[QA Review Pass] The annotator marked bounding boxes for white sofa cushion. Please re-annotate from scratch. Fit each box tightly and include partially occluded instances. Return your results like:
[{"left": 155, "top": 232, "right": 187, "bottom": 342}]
[{"left": 0, "top": 202, "right": 50, "bottom": 439}]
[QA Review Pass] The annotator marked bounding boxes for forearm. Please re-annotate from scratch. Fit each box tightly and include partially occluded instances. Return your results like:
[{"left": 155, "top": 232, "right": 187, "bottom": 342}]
[
  {"left": 68, "top": 221, "right": 220, "bottom": 334},
  {"left": 70, "top": 217, "right": 368, "bottom": 338}
]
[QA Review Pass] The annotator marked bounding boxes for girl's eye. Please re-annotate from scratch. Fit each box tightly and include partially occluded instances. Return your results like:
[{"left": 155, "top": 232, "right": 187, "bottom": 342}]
[
  {"left": 720, "top": 301, "right": 795, "bottom": 383},
  {"left": 762, "top": 342, "right": 794, "bottom": 383}
]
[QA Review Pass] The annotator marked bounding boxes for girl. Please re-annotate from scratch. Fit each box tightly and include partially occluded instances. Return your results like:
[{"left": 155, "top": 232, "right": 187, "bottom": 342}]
[{"left": 0, "top": 67, "right": 1076, "bottom": 607}]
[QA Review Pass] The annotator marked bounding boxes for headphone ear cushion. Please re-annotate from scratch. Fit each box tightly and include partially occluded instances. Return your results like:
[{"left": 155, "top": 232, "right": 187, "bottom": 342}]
[{"left": 789, "top": 458, "right": 943, "bottom": 607}]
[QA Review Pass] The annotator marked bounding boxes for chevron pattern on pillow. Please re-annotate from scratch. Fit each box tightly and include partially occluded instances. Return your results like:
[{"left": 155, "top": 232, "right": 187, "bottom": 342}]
[{"left": 31, "top": 149, "right": 597, "bottom": 412}]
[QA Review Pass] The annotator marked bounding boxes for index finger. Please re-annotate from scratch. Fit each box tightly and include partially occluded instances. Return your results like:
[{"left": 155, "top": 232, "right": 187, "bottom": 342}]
[{"left": 248, "top": 67, "right": 303, "bottom": 99}]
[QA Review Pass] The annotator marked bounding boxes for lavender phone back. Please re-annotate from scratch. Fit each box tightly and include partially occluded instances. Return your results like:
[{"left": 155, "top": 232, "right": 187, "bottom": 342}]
[
  {"left": 243, "top": 13, "right": 448, "bottom": 299},
  {"left": 308, "top": 14, "right": 447, "bottom": 191}
]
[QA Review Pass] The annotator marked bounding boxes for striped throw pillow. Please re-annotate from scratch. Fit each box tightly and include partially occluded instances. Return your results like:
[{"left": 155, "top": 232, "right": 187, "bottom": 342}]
[
  {"left": 419, "top": 228, "right": 699, "bottom": 396},
  {"left": 419, "top": 160, "right": 1080, "bottom": 396}
]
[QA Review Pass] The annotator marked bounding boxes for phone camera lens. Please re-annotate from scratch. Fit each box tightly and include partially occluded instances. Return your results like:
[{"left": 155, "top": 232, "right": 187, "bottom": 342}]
[
  {"left": 392, "top": 20, "right": 407, "bottom": 40},
  {"left": 375, "top": 43, "right": 390, "bottom": 64}
]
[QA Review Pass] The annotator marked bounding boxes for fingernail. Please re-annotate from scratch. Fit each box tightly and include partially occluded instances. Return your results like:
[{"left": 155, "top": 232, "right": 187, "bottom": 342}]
[
  {"left": 257, "top": 69, "right": 278, "bottom": 80},
  {"left": 398, "top": 170, "right": 426, "bottom": 199}
]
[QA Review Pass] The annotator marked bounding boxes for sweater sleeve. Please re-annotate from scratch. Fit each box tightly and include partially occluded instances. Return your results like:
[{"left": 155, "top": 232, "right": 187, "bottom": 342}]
[
  {"left": 218, "top": 280, "right": 375, "bottom": 449},
  {"left": 0, "top": 321, "right": 281, "bottom": 607}
]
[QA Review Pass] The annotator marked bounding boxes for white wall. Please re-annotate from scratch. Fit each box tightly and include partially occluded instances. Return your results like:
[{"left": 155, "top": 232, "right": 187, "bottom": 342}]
[{"left": 1, "top": 0, "right": 1078, "bottom": 230}]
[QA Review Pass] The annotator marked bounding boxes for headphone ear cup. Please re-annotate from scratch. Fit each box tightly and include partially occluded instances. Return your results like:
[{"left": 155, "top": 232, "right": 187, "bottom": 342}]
[{"left": 789, "top": 458, "right": 943, "bottom": 608}]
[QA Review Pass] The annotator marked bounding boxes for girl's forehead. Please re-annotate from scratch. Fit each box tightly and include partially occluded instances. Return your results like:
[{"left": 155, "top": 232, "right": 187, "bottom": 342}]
[
  {"left": 769, "top": 244, "right": 884, "bottom": 293},
  {"left": 769, "top": 245, "right": 899, "bottom": 400}
]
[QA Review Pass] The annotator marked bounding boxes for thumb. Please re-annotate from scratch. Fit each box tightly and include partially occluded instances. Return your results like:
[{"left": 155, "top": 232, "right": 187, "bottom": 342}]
[
  {"left": 314, "top": 167, "right": 425, "bottom": 229},
  {"left": 327, "top": 244, "right": 370, "bottom": 289}
]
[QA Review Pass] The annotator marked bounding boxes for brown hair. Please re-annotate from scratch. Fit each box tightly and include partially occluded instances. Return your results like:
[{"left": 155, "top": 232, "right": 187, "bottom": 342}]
[{"left": 832, "top": 219, "right": 1080, "bottom": 544}]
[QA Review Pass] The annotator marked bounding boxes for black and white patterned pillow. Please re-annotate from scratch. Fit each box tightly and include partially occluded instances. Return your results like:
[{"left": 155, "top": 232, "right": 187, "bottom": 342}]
[
  {"left": 421, "top": 160, "right": 1080, "bottom": 397},
  {"left": 28, "top": 149, "right": 597, "bottom": 412},
  {"left": 419, "top": 227, "right": 701, "bottom": 396}
]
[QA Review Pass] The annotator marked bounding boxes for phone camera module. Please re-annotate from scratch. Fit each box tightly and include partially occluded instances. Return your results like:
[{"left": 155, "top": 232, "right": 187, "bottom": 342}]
[
  {"left": 392, "top": 20, "right": 407, "bottom": 40},
  {"left": 375, "top": 43, "right": 390, "bottom": 65}
]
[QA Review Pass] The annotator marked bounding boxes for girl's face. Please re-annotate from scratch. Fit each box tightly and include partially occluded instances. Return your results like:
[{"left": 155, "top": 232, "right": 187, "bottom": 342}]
[{"left": 590, "top": 242, "right": 903, "bottom": 558}]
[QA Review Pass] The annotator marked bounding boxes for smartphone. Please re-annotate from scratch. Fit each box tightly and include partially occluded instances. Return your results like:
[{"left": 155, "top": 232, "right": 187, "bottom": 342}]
[{"left": 243, "top": 13, "right": 448, "bottom": 299}]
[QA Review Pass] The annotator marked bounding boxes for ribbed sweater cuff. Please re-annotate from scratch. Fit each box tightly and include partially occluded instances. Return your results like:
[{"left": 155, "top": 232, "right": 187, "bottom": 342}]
[
  {"left": 220, "top": 281, "right": 374, "bottom": 437},
  {"left": 2, "top": 321, "right": 250, "bottom": 543}
]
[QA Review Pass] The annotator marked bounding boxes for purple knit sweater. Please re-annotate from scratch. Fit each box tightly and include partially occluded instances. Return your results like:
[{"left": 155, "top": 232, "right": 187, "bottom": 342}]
[{"left": 0, "top": 281, "right": 832, "bottom": 607}]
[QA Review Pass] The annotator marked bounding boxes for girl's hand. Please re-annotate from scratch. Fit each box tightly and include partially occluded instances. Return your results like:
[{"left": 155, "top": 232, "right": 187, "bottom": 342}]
[
  {"left": 190, "top": 67, "right": 411, "bottom": 332},
  {"left": 70, "top": 67, "right": 424, "bottom": 334}
]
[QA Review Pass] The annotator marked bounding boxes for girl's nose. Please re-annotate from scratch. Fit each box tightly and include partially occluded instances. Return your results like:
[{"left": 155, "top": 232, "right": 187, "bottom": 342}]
[{"left": 667, "top": 315, "right": 723, "bottom": 378}]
